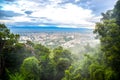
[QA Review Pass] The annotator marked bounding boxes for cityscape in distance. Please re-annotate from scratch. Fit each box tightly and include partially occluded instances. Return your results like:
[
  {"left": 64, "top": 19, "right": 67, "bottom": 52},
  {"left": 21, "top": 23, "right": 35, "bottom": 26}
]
[{"left": 9, "top": 27, "right": 99, "bottom": 54}]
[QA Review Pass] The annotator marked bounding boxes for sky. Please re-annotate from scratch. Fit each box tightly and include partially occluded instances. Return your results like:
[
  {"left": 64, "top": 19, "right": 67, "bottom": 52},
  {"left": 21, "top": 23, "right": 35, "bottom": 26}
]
[{"left": 0, "top": 0, "right": 117, "bottom": 28}]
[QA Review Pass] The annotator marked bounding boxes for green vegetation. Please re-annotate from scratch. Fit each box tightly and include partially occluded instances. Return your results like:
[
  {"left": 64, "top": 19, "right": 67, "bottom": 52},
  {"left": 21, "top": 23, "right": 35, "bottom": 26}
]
[{"left": 0, "top": 0, "right": 120, "bottom": 80}]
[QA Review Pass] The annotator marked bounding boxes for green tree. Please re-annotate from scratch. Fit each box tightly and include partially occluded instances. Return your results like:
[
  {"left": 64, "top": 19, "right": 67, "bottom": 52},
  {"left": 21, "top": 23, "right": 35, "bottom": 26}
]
[
  {"left": 53, "top": 46, "right": 72, "bottom": 80},
  {"left": 21, "top": 56, "right": 40, "bottom": 80},
  {"left": 34, "top": 44, "right": 55, "bottom": 80},
  {"left": 34, "top": 44, "right": 50, "bottom": 61},
  {"left": 94, "top": 0, "right": 120, "bottom": 79},
  {"left": 94, "top": 17, "right": 120, "bottom": 80},
  {"left": 114, "top": 0, "right": 120, "bottom": 26},
  {"left": 6, "top": 42, "right": 35, "bottom": 72},
  {"left": 101, "top": 10, "right": 114, "bottom": 20},
  {"left": 8, "top": 72, "right": 25, "bottom": 80},
  {"left": 89, "top": 63, "right": 105, "bottom": 80},
  {"left": 53, "top": 46, "right": 72, "bottom": 62},
  {"left": 0, "top": 24, "right": 19, "bottom": 79}
]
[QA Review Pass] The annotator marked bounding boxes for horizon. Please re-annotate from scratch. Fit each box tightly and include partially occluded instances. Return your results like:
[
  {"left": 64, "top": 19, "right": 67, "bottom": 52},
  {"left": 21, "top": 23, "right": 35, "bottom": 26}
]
[
  {"left": 8, "top": 25, "right": 94, "bottom": 29},
  {"left": 9, "top": 25, "right": 93, "bottom": 33}
]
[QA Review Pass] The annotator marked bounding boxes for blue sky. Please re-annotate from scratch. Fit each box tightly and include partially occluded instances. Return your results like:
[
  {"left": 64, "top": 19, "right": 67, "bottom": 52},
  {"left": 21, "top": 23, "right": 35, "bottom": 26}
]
[{"left": 0, "top": 0, "right": 117, "bottom": 28}]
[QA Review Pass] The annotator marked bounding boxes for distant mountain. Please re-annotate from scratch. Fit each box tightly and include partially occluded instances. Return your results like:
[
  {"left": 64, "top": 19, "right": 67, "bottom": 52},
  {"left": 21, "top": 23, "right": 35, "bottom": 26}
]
[{"left": 8, "top": 26, "right": 93, "bottom": 33}]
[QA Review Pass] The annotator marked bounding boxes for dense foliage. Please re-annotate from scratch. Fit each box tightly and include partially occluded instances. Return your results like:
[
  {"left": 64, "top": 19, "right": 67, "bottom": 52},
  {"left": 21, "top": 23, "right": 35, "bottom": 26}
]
[{"left": 0, "top": 0, "right": 120, "bottom": 80}]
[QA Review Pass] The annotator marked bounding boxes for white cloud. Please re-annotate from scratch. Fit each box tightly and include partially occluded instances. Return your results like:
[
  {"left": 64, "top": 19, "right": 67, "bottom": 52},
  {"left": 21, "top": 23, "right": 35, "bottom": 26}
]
[
  {"left": 12, "top": 16, "right": 31, "bottom": 22},
  {"left": 75, "top": 0, "right": 80, "bottom": 3},
  {"left": 1, "top": 0, "right": 101, "bottom": 28},
  {"left": 31, "top": 3, "right": 98, "bottom": 28}
]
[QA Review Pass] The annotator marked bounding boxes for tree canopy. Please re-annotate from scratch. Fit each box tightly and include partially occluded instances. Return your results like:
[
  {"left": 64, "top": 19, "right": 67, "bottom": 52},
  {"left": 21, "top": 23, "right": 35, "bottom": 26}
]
[{"left": 0, "top": 0, "right": 120, "bottom": 80}]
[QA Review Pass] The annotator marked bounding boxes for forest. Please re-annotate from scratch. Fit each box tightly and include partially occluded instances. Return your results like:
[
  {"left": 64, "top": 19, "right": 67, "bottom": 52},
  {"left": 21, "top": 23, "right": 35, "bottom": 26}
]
[{"left": 0, "top": 0, "right": 120, "bottom": 80}]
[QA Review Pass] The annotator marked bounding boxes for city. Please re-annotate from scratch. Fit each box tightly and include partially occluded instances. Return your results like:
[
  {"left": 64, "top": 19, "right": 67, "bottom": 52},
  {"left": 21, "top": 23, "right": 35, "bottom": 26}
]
[{"left": 18, "top": 32, "right": 99, "bottom": 50}]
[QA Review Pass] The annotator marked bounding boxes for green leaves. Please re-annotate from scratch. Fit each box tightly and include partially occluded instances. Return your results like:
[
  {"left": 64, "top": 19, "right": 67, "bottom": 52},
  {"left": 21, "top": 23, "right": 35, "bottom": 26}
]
[
  {"left": 105, "top": 68, "right": 116, "bottom": 80},
  {"left": 0, "top": 24, "right": 20, "bottom": 79},
  {"left": 89, "top": 64, "right": 105, "bottom": 80},
  {"left": 114, "top": 0, "right": 120, "bottom": 25},
  {"left": 9, "top": 72, "right": 25, "bottom": 80},
  {"left": 93, "top": 0, "right": 120, "bottom": 79},
  {"left": 21, "top": 56, "right": 40, "bottom": 80}
]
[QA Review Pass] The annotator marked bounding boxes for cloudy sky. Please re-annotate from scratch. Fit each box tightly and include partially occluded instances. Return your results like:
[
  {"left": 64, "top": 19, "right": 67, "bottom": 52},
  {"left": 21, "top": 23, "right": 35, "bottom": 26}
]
[{"left": 0, "top": 0, "right": 117, "bottom": 28}]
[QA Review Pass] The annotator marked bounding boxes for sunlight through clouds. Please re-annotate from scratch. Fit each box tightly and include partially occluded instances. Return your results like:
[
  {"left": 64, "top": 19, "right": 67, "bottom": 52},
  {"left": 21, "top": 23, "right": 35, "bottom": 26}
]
[{"left": 0, "top": 0, "right": 117, "bottom": 28}]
